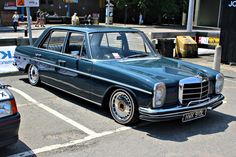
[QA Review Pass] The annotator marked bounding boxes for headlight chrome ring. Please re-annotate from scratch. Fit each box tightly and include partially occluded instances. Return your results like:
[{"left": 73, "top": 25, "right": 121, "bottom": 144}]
[
  {"left": 153, "top": 82, "right": 166, "bottom": 108},
  {"left": 215, "top": 73, "right": 224, "bottom": 94}
]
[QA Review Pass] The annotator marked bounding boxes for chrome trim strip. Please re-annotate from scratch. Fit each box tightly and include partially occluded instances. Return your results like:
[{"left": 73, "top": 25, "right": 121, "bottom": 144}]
[
  {"left": 41, "top": 81, "right": 102, "bottom": 106},
  {"left": 183, "top": 85, "right": 208, "bottom": 90},
  {"left": 30, "top": 58, "right": 152, "bottom": 95},
  {"left": 139, "top": 95, "right": 224, "bottom": 115},
  {"left": 179, "top": 76, "right": 209, "bottom": 104},
  {"left": 41, "top": 74, "right": 102, "bottom": 98},
  {"left": 187, "top": 97, "right": 210, "bottom": 107}
]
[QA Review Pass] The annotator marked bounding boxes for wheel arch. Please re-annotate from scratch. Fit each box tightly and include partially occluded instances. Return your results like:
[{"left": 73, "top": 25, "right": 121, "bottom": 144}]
[{"left": 24, "top": 64, "right": 31, "bottom": 73}]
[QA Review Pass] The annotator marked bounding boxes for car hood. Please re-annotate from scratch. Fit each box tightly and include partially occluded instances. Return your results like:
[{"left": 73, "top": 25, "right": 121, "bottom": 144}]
[{"left": 98, "top": 57, "right": 215, "bottom": 85}]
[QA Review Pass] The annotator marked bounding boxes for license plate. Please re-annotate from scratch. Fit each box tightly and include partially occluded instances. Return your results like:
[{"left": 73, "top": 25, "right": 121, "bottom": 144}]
[{"left": 182, "top": 108, "right": 207, "bottom": 122}]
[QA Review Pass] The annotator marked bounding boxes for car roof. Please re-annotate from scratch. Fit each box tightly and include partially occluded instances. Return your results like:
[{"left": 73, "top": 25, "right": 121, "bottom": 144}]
[{"left": 48, "top": 25, "right": 141, "bottom": 33}]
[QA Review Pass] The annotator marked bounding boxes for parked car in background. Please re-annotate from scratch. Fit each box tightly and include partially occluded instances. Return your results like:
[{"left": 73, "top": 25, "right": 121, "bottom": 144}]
[
  {"left": 14, "top": 26, "right": 224, "bottom": 125},
  {"left": 0, "top": 83, "right": 20, "bottom": 148}
]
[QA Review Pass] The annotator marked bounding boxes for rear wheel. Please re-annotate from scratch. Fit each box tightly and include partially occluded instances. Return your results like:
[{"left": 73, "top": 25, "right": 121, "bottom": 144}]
[
  {"left": 28, "top": 64, "right": 40, "bottom": 86},
  {"left": 109, "top": 89, "right": 139, "bottom": 125}
]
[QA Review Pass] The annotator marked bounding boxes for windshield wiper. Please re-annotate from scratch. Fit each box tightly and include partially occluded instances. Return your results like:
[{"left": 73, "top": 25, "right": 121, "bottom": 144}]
[{"left": 126, "top": 54, "right": 149, "bottom": 59}]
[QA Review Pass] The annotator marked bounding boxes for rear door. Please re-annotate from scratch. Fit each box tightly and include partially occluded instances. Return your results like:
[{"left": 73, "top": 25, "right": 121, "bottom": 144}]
[
  {"left": 35, "top": 29, "right": 96, "bottom": 103},
  {"left": 35, "top": 30, "right": 69, "bottom": 88}
]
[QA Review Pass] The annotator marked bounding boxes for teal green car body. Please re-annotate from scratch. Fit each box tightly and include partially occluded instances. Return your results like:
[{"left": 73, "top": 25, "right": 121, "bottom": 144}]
[{"left": 14, "top": 26, "right": 224, "bottom": 123}]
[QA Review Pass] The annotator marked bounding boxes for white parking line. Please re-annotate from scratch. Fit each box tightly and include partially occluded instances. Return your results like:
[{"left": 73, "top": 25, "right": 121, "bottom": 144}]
[
  {"left": 9, "top": 87, "right": 97, "bottom": 136},
  {"left": 8, "top": 126, "right": 132, "bottom": 157},
  {"left": 10, "top": 87, "right": 37, "bottom": 104}
]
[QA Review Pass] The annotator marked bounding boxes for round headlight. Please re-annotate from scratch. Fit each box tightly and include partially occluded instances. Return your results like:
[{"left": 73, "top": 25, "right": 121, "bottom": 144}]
[
  {"left": 153, "top": 82, "right": 166, "bottom": 108},
  {"left": 215, "top": 73, "right": 224, "bottom": 94}
]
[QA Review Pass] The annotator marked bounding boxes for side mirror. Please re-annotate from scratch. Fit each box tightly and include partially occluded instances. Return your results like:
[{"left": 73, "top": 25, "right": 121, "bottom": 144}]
[{"left": 116, "top": 36, "right": 122, "bottom": 40}]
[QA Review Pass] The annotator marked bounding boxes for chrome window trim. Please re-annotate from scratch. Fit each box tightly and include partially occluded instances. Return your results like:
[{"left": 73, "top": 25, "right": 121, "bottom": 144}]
[{"left": 29, "top": 58, "right": 152, "bottom": 95}]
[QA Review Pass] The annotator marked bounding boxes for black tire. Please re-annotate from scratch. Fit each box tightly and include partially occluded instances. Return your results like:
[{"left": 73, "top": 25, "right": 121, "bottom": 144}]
[
  {"left": 28, "top": 64, "right": 41, "bottom": 86},
  {"left": 109, "top": 89, "right": 139, "bottom": 125}
]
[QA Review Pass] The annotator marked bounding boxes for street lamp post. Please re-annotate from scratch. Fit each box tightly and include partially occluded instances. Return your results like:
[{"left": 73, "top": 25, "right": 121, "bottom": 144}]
[
  {"left": 124, "top": 4, "right": 128, "bottom": 25},
  {"left": 67, "top": 1, "right": 71, "bottom": 17},
  {"left": 26, "top": 7, "right": 33, "bottom": 45},
  {"left": 187, "top": 0, "right": 195, "bottom": 32},
  {"left": 107, "top": 0, "right": 110, "bottom": 24}
]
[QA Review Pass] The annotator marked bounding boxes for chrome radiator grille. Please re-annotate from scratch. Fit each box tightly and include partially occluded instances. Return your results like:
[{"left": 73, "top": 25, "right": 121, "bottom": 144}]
[{"left": 179, "top": 77, "right": 209, "bottom": 105}]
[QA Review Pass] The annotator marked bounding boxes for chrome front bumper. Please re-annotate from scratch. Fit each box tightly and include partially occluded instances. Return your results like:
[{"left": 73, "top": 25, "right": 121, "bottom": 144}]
[{"left": 139, "top": 94, "right": 224, "bottom": 122}]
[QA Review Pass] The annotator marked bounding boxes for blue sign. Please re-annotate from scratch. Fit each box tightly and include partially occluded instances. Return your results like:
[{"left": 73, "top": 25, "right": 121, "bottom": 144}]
[
  {"left": 0, "top": 46, "right": 18, "bottom": 74},
  {"left": 0, "top": 51, "right": 12, "bottom": 59}
]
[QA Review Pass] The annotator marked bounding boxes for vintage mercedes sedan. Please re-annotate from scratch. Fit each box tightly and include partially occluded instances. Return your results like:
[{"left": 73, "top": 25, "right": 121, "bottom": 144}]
[{"left": 15, "top": 26, "right": 224, "bottom": 125}]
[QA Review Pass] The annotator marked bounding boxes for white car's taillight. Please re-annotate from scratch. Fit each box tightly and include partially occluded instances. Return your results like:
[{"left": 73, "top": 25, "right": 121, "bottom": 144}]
[{"left": 0, "top": 99, "right": 18, "bottom": 118}]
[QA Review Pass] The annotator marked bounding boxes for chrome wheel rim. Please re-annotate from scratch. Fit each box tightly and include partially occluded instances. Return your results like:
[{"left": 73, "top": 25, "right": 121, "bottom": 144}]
[
  {"left": 110, "top": 90, "right": 134, "bottom": 123},
  {"left": 28, "top": 65, "right": 39, "bottom": 85}
]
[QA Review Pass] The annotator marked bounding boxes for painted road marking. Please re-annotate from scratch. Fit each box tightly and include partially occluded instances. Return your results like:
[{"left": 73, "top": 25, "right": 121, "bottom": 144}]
[
  {"left": 9, "top": 87, "right": 97, "bottom": 136},
  {"left": 8, "top": 126, "right": 132, "bottom": 157},
  {"left": 9, "top": 87, "right": 37, "bottom": 104}
]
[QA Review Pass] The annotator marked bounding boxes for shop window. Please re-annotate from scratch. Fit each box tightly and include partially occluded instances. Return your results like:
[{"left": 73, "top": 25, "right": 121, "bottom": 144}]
[
  {"left": 48, "top": 0, "right": 54, "bottom": 5},
  {"left": 40, "top": 0, "right": 46, "bottom": 4}
]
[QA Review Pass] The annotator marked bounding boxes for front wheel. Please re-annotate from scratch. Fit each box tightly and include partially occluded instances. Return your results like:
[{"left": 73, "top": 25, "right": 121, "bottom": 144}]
[
  {"left": 109, "top": 89, "right": 139, "bottom": 125},
  {"left": 28, "top": 64, "right": 41, "bottom": 86}
]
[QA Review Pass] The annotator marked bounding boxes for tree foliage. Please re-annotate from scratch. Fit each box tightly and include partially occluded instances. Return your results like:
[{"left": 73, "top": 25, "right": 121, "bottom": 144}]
[
  {"left": 114, "top": 0, "right": 187, "bottom": 13},
  {"left": 112, "top": 0, "right": 189, "bottom": 24}
]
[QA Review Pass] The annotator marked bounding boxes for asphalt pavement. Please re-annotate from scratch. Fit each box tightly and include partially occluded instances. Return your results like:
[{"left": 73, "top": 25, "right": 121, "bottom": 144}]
[{"left": 0, "top": 55, "right": 235, "bottom": 157}]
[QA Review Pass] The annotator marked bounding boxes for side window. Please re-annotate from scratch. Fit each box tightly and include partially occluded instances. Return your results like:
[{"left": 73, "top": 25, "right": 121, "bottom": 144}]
[
  {"left": 107, "top": 33, "right": 122, "bottom": 49},
  {"left": 42, "top": 35, "right": 50, "bottom": 48},
  {"left": 126, "top": 33, "right": 151, "bottom": 53},
  {"left": 40, "top": 31, "right": 67, "bottom": 53},
  {"left": 100, "top": 33, "right": 122, "bottom": 49},
  {"left": 66, "top": 32, "right": 86, "bottom": 57},
  {"left": 100, "top": 33, "right": 108, "bottom": 47}
]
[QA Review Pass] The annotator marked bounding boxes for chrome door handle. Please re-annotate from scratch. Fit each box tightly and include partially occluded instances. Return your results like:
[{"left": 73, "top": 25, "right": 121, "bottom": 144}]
[
  {"left": 57, "top": 60, "right": 66, "bottom": 66},
  {"left": 35, "top": 53, "right": 42, "bottom": 57}
]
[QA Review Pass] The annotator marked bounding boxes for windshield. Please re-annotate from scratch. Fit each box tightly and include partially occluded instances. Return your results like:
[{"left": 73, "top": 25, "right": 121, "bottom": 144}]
[{"left": 89, "top": 32, "right": 158, "bottom": 60}]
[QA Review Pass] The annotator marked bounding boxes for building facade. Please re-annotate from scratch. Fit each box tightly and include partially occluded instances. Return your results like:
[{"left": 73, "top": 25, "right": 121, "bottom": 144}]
[
  {"left": 0, "top": 0, "right": 222, "bottom": 27},
  {"left": 0, "top": 0, "right": 105, "bottom": 25},
  {"left": 194, "top": 0, "right": 221, "bottom": 27}
]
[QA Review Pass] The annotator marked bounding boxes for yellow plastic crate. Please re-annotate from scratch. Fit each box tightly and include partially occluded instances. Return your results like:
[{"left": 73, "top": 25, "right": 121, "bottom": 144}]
[{"left": 175, "top": 36, "right": 198, "bottom": 58}]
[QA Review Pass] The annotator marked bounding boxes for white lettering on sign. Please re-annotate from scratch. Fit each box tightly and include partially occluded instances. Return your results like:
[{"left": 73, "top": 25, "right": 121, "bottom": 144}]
[
  {"left": 0, "top": 90, "right": 10, "bottom": 100},
  {"left": 0, "top": 46, "right": 18, "bottom": 74},
  {"left": 229, "top": 1, "right": 236, "bottom": 7},
  {"left": 16, "top": 0, "right": 39, "bottom": 7}
]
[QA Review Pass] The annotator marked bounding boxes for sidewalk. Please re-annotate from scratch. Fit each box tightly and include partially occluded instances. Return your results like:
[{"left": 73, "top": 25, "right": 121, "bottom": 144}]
[
  {"left": 0, "top": 22, "right": 220, "bottom": 38},
  {"left": 0, "top": 23, "right": 219, "bottom": 56}
]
